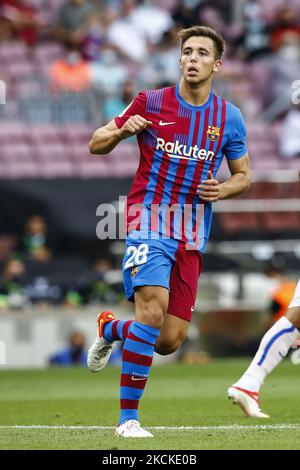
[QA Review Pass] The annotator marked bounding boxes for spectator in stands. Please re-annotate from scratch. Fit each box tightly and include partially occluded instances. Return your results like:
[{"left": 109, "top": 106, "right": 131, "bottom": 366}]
[
  {"left": 171, "top": 0, "right": 197, "bottom": 29},
  {"left": 48, "top": 330, "right": 87, "bottom": 366},
  {"left": 22, "top": 215, "right": 52, "bottom": 262},
  {"left": 137, "top": 28, "right": 179, "bottom": 88},
  {"left": 90, "top": 44, "right": 127, "bottom": 95},
  {"left": 102, "top": 78, "right": 136, "bottom": 122},
  {"left": 267, "top": 31, "right": 300, "bottom": 108},
  {"left": 0, "top": 0, "right": 41, "bottom": 45},
  {"left": 236, "top": 0, "right": 271, "bottom": 61},
  {"left": 88, "top": 257, "right": 123, "bottom": 304},
  {"left": 106, "top": 0, "right": 147, "bottom": 62},
  {"left": 49, "top": 46, "right": 91, "bottom": 92},
  {"left": 53, "top": 0, "right": 96, "bottom": 48},
  {"left": 0, "top": 257, "right": 28, "bottom": 309},
  {"left": 270, "top": 6, "right": 300, "bottom": 52},
  {"left": 264, "top": 263, "right": 298, "bottom": 327},
  {"left": 280, "top": 105, "right": 300, "bottom": 158},
  {"left": 129, "top": 0, "right": 173, "bottom": 45}
]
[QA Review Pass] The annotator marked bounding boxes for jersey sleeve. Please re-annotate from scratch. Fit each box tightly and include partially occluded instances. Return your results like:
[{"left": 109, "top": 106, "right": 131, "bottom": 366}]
[
  {"left": 114, "top": 91, "right": 147, "bottom": 129},
  {"left": 223, "top": 107, "right": 248, "bottom": 160}
]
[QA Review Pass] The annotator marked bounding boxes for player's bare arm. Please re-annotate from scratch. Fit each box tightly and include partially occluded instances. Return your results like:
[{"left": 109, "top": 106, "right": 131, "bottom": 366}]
[
  {"left": 196, "top": 153, "right": 250, "bottom": 202},
  {"left": 89, "top": 115, "right": 152, "bottom": 155}
]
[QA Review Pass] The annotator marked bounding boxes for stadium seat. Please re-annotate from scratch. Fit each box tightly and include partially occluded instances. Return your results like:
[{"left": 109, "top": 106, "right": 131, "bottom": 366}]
[
  {"left": 1, "top": 143, "right": 36, "bottom": 162},
  {"left": 262, "top": 212, "right": 300, "bottom": 237},
  {"left": 0, "top": 123, "right": 29, "bottom": 144},
  {"left": 219, "top": 212, "right": 264, "bottom": 240},
  {"left": 41, "top": 161, "right": 74, "bottom": 178},
  {"left": 7, "top": 161, "right": 41, "bottom": 178},
  {"left": 76, "top": 160, "right": 110, "bottom": 178},
  {"left": 34, "top": 143, "right": 68, "bottom": 161},
  {"left": 30, "top": 125, "right": 63, "bottom": 145}
]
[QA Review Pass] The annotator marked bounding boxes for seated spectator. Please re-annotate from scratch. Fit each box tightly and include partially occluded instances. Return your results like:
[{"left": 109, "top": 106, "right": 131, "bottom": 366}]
[
  {"left": 280, "top": 105, "right": 300, "bottom": 158},
  {"left": 271, "top": 6, "right": 300, "bottom": 52},
  {"left": 0, "top": 0, "right": 41, "bottom": 45},
  {"left": 53, "top": 0, "right": 96, "bottom": 49},
  {"left": 48, "top": 331, "right": 87, "bottom": 366},
  {"left": 102, "top": 78, "right": 135, "bottom": 122},
  {"left": 49, "top": 46, "right": 91, "bottom": 92},
  {"left": 22, "top": 215, "right": 52, "bottom": 262},
  {"left": 106, "top": 0, "right": 147, "bottom": 63},
  {"left": 264, "top": 263, "right": 298, "bottom": 326},
  {"left": 0, "top": 257, "right": 28, "bottom": 309},
  {"left": 90, "top": 44, "right": 128, "bottom": 95}
]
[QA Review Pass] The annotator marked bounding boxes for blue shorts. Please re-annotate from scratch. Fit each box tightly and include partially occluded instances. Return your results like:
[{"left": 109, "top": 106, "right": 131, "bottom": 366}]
[{"left": 122, "top": 230, "right": 202, "bottom": 322}]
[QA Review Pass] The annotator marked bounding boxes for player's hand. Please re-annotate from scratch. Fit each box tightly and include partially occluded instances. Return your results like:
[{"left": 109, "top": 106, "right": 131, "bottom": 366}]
[
  {"left": 120, "top": 115, "right": 152, "bottom": 139},
  {"left": 196, "top": 171, "right": 220, "bottom": 202}
]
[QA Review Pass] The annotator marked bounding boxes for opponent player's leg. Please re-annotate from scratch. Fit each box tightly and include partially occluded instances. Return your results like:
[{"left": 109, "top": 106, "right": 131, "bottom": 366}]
[
  {"left": 228, "top": 280, "right": 300, "bottom": 418},
  {"left": 115, "top": 285, "right": 167, "bottom": 438}
]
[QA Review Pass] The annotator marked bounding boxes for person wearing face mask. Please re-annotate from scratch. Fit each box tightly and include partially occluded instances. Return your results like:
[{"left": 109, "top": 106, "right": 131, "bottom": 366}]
[{"left": 49, "top": 46, "right": 92, "bottom": 92}]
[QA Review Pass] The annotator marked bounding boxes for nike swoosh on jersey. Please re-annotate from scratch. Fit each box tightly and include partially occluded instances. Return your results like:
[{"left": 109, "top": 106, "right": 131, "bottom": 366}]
[
  {"left": 159, "top": 120, "right": 176, "bottom": 126},
  {"left": 131, "top": 376, "right": 147, "bottom": 381}
]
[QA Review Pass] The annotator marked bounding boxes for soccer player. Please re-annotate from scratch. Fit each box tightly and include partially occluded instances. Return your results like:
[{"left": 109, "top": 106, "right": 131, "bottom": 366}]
[
  {"left": 228, "top": 280, "right": 300, "bottom": 418},
  {"left": 88, "top": 25, "right": 250, "bottom": 437}
]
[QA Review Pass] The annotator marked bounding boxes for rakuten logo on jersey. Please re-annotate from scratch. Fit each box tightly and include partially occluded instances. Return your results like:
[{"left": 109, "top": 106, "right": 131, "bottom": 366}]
[{"left": 156, "top": 138, "right": 214, "bottom": 161}]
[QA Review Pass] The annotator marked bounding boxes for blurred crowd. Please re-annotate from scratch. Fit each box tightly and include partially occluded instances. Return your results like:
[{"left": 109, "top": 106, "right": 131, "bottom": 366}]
[
  {"left": 0, "top": 214, "right": 125, "bottom": 311},
  {"left": 0, "top": 0, "right": 300, "bottom": 159}
]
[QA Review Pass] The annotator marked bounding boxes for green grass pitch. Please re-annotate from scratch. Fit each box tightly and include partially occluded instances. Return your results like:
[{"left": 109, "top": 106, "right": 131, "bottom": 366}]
[{"left": 0, "top": 359, "right": 299, "bottom": 450}]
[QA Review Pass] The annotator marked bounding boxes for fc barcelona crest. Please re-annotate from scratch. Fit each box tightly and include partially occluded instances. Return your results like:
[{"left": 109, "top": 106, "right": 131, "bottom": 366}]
[{"left": 207, "top": 126, "right": 220, "bottom": 141}]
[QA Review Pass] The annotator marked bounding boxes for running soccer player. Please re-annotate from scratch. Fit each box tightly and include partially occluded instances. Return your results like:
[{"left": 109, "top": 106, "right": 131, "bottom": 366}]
[
  {"left": 88, "top": 25, "right": 250, "bottom": 438},
  {"left": 228, "top": 280, "right": 300, "bottom": 417}
]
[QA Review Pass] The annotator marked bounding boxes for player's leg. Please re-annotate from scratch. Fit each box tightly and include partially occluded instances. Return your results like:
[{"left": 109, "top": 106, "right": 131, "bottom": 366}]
[
  {"left": 228, "top": 280, "right": 300, "bottom": 418},
  {"left": 115, "top": 285, "right": 167, "bottom": 438},
  {"left": 156, "top": 244, "right": 202, "bottom": 355},
  {"left": 115, "top": 235, "right": 175, "bottom": 437},
  {"left": 87, "top": 310, "right": 134, "bottom": 372},
  {"left": 155, "top": 313, "right": 189, "bottom": 355}
]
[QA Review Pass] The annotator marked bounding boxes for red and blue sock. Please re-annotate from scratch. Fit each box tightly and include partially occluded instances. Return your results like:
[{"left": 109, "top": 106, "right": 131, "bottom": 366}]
[
  {"left": 103, "top": 320, "right": 134, "bottom": 342},
  {"left": 119, "top": 322, "right": 160, "bottom": 425}
]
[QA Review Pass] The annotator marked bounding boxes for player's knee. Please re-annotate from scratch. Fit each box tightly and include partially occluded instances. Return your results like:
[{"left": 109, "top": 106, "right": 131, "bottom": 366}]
[
  {"left": 156, "top": 332, "right": 187, "bottom": 355},
  {"left": 137, "top": 301, "right": 165, "bottom": 329}
]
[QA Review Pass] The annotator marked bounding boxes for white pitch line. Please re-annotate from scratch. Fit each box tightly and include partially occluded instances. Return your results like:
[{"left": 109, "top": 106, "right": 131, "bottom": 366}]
[{"left": 0, "top": 424, "right": 299, "bottom": 431}]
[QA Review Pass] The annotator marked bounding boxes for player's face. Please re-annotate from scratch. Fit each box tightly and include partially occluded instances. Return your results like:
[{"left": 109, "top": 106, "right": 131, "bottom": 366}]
[{"left": 180, "top": 36, "right": 221, "bottom": 85}]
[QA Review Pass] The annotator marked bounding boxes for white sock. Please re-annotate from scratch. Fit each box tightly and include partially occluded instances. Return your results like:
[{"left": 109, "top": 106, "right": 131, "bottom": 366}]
[{"left": 234, "top": 317, "right": 299, "bottom": 392}]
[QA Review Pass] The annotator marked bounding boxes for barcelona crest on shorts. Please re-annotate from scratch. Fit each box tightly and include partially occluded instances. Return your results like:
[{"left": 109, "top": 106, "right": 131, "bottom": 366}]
[{"left": 207, "top": 126, "right": 220, "bottom": 141}]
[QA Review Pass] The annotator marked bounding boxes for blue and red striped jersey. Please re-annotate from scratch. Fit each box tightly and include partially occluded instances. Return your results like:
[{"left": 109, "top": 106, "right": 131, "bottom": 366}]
[{"left": 114, "top": 84, "right": 248, "bottom": 252}]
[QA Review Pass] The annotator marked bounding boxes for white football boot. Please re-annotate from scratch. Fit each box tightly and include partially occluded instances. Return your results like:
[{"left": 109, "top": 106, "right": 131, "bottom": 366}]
[
  {"left": 115, "top": 420, "right": 153, "bottom": 438},
  {"left": 87, "top": 311, "right": 116, "bottom": 373},
  {"left": 227, "top": 386, "right": 270, "bottom": 418}
]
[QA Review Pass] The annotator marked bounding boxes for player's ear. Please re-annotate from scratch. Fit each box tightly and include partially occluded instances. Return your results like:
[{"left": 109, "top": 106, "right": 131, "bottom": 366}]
[{"left": 213, "top": 60, "right": 221, "bottom": 73}]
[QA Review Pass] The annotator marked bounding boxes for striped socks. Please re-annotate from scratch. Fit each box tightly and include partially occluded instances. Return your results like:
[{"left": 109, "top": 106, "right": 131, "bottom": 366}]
[
  {"left": 119, "top": 322, "right": 160, "bottom": 425},
  {"left": 103, "top": 320, "right": 134, "bottom": 343},
  {"left": 234, "top": 316, "right": 299, "bottom": 392}
]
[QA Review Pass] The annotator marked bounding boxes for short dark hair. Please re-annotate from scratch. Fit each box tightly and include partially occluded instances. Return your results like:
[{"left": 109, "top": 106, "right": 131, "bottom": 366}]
[{"left": 177, "top": 26, "right": 225, "bottom": 60}]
